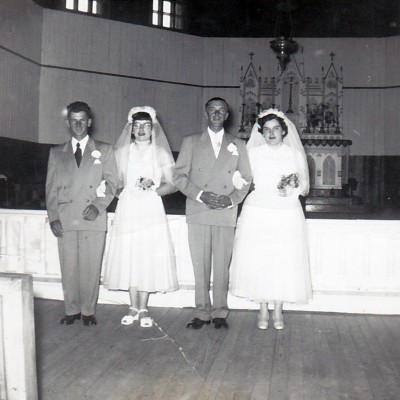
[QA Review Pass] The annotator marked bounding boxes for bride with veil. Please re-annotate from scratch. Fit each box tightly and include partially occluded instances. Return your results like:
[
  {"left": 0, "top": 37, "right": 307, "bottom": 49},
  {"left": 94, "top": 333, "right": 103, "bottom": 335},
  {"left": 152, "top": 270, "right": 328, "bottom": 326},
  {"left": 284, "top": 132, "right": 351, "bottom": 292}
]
[
  {"left": 229, "top": 109, "right": 312, "bottom": 330},
  {"left": 103, "top": 106, "right": 178, "bottom": 327}
]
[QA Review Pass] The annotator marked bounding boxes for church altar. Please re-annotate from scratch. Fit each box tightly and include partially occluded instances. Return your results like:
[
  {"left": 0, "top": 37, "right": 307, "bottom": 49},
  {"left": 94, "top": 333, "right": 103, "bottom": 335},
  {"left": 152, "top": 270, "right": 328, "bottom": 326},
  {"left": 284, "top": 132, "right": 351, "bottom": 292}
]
[
  {"left": 0, "top": 209, "right": 399, "bottom": 314},
  {"left": 238, "top": 53, "right": 372, "bottom": 213}
]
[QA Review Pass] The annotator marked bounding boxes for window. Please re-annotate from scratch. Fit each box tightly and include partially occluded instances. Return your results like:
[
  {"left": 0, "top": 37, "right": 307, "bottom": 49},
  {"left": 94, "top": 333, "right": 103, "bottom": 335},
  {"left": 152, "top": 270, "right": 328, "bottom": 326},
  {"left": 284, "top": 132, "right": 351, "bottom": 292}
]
[
  {"left": 152, "top": 0, "right": 183, "bottom": 30},
  {"left": 66, "top": 0, "right": 100, "bottom": 15}
]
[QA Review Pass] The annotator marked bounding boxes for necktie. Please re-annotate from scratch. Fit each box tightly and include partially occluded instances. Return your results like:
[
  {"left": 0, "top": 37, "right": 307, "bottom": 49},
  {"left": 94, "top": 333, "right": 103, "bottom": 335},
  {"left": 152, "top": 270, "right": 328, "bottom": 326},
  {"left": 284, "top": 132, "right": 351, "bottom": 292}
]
[{"left": 75, "top": 142, "right": 82, "bottom": 167}]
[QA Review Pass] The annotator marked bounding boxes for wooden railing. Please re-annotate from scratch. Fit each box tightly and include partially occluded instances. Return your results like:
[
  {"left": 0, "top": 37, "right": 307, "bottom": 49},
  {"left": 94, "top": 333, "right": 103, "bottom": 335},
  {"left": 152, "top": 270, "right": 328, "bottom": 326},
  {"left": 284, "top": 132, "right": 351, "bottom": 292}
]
[
  {"left": 0, "top": 273, "right": 37, "bottom": 400},
  {"left": 0, "top": 209, "right": 400, "bottom": 314}
]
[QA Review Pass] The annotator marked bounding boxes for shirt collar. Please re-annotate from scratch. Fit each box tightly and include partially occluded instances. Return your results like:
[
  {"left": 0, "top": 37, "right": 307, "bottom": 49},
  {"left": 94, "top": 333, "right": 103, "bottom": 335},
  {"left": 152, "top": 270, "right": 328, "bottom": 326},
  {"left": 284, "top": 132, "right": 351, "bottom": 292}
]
[
  {"left": 72, "top": 135, "right": 89, "bottom": 150},
  {"left": 207, "top": 127, "right": 224, "bottom": 137}
]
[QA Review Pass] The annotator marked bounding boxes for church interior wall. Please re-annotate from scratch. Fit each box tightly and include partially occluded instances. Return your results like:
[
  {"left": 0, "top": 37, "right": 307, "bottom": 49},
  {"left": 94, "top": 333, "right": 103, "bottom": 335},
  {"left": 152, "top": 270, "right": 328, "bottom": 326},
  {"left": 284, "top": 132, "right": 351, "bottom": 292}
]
[
  {"left": 0, "top": 0, "right": 399, "bottom": 211},
  {"left": 36, "top": 10, "right": 399, "bottom": 157},
  {"left": 0, "top": 0, "right": 43, "bottom": 143}
]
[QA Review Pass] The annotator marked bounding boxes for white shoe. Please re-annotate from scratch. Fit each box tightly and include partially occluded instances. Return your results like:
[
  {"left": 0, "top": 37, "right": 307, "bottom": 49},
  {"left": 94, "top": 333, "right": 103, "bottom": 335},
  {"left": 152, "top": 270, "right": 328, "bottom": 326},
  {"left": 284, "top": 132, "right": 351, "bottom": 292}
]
[
  {"left": 257, "top": 310, "right": 269, "bottom": 330},
  {"left": 272, "top": 314, "right": 284, "bottom": 330},
  {"left": 121, "top": 307, "right": 140, "bottom": 325},
  {"left": 139, "top": 309, "right": 153, "bottom": 328}
]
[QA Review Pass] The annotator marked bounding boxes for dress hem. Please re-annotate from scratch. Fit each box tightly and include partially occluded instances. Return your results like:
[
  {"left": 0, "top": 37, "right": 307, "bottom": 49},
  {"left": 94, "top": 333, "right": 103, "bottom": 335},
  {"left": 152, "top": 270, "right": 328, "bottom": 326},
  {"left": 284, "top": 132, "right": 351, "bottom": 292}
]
[{"left": 229, "top": 290, "right": 312, "bottom": 305}]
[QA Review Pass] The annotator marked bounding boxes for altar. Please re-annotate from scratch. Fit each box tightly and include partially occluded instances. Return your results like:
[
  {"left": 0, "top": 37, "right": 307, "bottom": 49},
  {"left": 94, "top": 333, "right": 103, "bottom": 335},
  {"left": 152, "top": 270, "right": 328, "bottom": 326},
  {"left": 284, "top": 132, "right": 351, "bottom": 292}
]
[
  {"left": 0, "top": 209, "right": 399, "bottom": 314},
  {"left": 238, "top": 53, "right": 370, "bottom": 214}
]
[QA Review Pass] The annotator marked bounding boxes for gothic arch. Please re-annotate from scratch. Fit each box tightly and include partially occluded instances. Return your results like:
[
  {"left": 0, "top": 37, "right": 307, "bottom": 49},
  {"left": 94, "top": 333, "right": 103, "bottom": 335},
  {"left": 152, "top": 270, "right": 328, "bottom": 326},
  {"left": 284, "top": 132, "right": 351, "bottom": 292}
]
[
  {"left": 323, "top": 155, "right": 336, "bottom": 186},
  {"left": 307, "top": 155, "right": 316, "bottom": 186}
]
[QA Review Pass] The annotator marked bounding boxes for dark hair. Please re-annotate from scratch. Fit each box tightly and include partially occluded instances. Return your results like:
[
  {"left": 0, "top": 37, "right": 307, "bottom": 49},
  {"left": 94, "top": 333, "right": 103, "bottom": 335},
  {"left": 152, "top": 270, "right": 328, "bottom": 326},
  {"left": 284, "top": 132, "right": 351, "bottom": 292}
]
[
  {"left": 205, "top": 97, "right": 229, "bottom": 110},
  {"left": 131, "top": 112, "right": 152, "bottom": 123},
  {"left": 66, "top": 101, "right": 92, "bottom": 119},
  {"left": 258, "top": 114, "right": 288, "bottom": 137}
]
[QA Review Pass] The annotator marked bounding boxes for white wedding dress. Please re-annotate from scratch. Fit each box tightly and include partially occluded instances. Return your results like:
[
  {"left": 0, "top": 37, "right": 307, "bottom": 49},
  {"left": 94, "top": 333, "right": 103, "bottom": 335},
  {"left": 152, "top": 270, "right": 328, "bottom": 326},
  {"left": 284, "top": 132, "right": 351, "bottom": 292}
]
[
  {"left": 229, "top": 143, "right": 312, "bottom": 303},
  {"left": 103, "top": 143, "right": 178, "bottom": 292}
]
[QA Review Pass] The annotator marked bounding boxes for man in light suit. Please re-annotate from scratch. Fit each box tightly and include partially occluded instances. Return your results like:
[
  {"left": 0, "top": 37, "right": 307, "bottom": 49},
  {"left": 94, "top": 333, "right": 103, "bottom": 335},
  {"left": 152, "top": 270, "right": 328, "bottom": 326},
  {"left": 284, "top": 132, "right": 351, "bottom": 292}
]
[
  {"left": 173, "top": 97, "right": 252, "bottom": 329},
  {"left": 46, "top": 101, "right": 118, "bottom": 326}
]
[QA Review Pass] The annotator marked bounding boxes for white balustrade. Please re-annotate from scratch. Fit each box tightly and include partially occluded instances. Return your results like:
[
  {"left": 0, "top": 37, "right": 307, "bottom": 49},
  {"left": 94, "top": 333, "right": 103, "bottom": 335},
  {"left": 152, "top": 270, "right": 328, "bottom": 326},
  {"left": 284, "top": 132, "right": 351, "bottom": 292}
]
[{"left": 0, "top": 209, "right": 399, "bottom": 314}]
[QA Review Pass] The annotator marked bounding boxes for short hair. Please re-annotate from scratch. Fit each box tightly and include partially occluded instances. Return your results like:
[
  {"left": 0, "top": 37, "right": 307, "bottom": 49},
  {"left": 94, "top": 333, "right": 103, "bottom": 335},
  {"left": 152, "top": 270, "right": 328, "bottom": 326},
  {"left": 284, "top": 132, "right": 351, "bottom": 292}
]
[
  {"left": 131, "top": 112, "right": 152, "bottom": 123},
  {"left": 66, "top": 101, "right": 92, "bottom": 119},
  {"left": 205, "top": 97, "right": 229, "bottom": 111},
  {"left": 258, "top": 113, "right": 288, "bottom": 137}
]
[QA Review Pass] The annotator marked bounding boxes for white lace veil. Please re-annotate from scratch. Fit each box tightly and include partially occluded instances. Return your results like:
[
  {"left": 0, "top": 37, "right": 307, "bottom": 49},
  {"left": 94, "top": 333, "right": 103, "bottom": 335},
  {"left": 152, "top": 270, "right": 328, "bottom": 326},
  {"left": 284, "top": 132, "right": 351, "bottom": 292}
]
[
  {"left": 247, "top": 108, "right": 310, "bottom": 196},
  {"left": 114, "top": 106, "right": 175, "bottom": 188}
]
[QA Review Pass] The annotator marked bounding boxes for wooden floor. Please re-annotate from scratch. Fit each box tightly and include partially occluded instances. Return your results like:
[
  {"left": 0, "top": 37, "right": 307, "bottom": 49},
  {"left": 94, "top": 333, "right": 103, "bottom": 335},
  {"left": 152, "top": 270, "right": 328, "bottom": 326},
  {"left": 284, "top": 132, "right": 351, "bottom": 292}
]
[{"left": 34, "top": 299, "right": 400, "bottom": 400}]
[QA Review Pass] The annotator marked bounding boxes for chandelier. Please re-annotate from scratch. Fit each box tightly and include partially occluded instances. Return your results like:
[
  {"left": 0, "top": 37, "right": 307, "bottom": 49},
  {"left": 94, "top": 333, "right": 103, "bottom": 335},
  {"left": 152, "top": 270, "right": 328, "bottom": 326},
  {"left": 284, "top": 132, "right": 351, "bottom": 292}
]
[{"left": 270, "top": 0, "right": 299, "bottom": 71}]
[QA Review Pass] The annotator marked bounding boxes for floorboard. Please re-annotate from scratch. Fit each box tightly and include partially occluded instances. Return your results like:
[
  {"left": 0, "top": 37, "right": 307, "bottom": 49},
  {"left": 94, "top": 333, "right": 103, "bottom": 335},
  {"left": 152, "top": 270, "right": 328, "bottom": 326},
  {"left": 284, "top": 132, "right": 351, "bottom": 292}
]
[{"left": 33, "top": 300, "right": 400, "bottom": 400}]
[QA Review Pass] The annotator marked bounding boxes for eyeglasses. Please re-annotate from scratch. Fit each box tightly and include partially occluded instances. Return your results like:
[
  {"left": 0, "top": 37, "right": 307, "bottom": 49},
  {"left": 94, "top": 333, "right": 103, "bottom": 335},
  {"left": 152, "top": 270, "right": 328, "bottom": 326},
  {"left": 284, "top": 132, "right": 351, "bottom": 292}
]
[{"left": 132, "top": 122, "right": 152, "bottom": 130}]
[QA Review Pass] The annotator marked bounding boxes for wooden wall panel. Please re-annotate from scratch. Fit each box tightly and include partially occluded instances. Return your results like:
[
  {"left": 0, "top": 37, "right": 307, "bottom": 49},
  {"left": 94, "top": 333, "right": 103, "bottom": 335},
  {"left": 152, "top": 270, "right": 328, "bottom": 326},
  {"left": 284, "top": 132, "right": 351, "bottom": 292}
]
[
  {"left": 384, "top": 88, "right": 400, "bottom": 154},
  {"left": 343, "top": 88, "right": 386, "bottom": 155},
  {"left": 385, "top": 37, "right": 400, "bottom": 84},
  {"left": 41, "top": 9, "right": 204, "bottom": 85},
  {"left": 0, "top": 48, "right": 40, "bottom": 142},
  {"left": 0, "top": 0, "right": 42, "bottom": 142},
  {"left": 0, "top": 4, "right": 397, "bottom": 155},
  {"left": 38, "top": 68, "right": 203, "bottom": 151},
  {"left": 383, "top": 37, "right": 400, "bottom": 154},
  {"left": 0, "top": 0, "right": 42, "bottom": 62}
]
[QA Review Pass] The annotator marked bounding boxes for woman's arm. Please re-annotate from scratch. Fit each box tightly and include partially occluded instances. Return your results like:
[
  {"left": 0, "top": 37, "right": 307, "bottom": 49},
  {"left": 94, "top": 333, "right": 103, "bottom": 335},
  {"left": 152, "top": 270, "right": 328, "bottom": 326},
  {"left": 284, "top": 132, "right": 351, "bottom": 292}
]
[
  {"left": 156, "top": 164, "right": 178, "bottom": 196},
  {"left": 156, "top": 182, "right": 177, "bottom": 196}
]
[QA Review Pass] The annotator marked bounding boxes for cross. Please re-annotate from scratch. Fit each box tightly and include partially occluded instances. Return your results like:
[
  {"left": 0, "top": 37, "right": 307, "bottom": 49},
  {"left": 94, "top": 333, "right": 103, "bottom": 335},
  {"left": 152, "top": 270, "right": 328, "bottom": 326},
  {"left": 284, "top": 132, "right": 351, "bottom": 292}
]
[
  {"left": 249, "top": 52, "right": 254, "bottom": 61},
  {"left": 330, "top": 52, "right": 335, "bottom": 61}
]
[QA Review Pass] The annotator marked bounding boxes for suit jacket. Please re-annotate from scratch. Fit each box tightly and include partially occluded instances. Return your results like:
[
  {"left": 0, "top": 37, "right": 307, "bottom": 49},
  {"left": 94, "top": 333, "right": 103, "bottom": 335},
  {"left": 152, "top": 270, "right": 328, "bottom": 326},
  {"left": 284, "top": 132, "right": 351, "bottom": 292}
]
[
  {"left": 46, "top": 137, "right": 118, "bottom": 232},
  {"left": 173, "top": 131, "right": 252, "bottom": 227}
]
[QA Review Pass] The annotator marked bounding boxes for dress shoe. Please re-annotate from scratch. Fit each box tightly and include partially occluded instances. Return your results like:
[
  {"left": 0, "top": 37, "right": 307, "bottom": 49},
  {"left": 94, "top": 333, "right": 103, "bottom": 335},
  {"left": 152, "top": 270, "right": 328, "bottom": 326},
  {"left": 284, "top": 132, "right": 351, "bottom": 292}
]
[
  {"left": 186, "top": 318, "right": 211, "bottom": 329},
  {"left": 257, "top": 311, "right": 269, "bottom": 330},
  {"left": 82, "top": 315, "right": 97, "bottom": 326},
  {"left": 212, "top": 318, "right": 229, "bottom": 329},
  {"left": 272, "top": 314, "right": 284, "bottom": 330},
  {"left": 60, "top": 313, "right": 81, "bottom": 325},
  {"left": 273, "top": 318, "right": 284, "bottom": 330}
]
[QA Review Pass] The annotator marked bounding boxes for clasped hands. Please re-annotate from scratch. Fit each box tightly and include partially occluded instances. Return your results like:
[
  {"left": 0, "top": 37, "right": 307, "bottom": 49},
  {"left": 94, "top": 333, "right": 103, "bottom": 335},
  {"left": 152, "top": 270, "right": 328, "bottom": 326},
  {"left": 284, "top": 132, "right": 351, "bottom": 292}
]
[
  {"left": 200, "top": 191, "right": 232, "bottom": 209},
  {"left": 50, "top": 204, "right": 99, "bottom": 238}
]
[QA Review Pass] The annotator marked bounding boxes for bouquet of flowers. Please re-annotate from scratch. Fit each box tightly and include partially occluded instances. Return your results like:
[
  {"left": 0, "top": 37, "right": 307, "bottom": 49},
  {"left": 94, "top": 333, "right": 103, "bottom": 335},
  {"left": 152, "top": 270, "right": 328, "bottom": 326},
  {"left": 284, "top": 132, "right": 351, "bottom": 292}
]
[
  {"left": 277, "top": 173, "right": 299, "bottom": 197},
  {"left": 136, "top": 177, "right": 155, "bottom": 191}
]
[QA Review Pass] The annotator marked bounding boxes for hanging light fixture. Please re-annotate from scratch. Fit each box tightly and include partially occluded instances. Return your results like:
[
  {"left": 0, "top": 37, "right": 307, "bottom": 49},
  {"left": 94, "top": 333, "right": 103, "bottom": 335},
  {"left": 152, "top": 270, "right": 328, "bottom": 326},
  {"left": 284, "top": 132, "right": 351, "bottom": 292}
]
[{"left": 270, "top": 0, "right": 299, "bottom": 71}]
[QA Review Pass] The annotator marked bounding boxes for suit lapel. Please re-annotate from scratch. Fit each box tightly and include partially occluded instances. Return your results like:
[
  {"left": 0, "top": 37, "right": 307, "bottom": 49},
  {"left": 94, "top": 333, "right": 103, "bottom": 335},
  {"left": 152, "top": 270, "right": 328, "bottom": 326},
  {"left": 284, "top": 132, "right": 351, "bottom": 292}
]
[
  {"left": 78, "top": 137, "right": 96, "bottom": 176},
  {"left": 197, "top": 131, "right": 217, "bottom": 171},
  {"left": 209, "top": 134, "right": 233, "bottom": 177},
  {"left": 60, "top": 141, "right": 79, "bottom": 178},
  {"left": 61, "top": 138, "right": 97, "bottom": 198}
]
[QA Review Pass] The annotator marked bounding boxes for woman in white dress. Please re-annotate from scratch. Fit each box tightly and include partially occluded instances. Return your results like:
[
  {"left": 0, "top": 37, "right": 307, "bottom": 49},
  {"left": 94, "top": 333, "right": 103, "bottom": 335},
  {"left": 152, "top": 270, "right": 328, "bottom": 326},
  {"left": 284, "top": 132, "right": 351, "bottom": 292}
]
[
  {"left": 103, "top": 106, "right": 178, "bottom": 327},
  {"left": 229, "top": 109, "right": 312, "bottom": 330}
]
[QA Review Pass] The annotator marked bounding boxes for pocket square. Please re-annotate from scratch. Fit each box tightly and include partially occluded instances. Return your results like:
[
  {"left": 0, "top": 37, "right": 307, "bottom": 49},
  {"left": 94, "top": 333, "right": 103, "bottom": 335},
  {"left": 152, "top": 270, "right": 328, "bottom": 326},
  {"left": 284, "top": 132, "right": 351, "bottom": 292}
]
[
  {"left": 232, "top": 171, "right": 248, "bottom": 189},
  {"left": 96, "top": 180, "right": 106, "bottom": 197}
]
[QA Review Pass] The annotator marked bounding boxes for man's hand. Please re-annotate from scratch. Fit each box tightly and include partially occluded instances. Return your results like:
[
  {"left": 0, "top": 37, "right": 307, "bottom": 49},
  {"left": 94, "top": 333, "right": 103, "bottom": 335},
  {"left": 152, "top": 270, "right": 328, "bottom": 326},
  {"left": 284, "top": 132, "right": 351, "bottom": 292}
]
[
  {"left": 82, "top": 204, "right": 100, "bottom": 221},
  {"left": 213, "top": 194, "right": 232, "bottom": 209},
  {"left": 200, "top": 192, "right": 232, "bottom": 209},
  {"left": 200, "top": 191, "right": 219, "bottom": 208},
  {"left": 50, "top": 219, "right": 63, "bottom": 238}
]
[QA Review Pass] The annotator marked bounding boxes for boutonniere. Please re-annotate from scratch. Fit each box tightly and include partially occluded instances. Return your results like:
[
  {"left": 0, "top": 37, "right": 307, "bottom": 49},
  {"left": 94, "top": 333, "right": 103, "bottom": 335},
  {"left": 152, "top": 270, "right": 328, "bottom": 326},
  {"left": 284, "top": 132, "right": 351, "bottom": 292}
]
[
  {"left": 91, "top": 150, "right": 101, "bottom": 164},
  {"left": 227, "top": 143, "right": 238, "bottom": 156}
]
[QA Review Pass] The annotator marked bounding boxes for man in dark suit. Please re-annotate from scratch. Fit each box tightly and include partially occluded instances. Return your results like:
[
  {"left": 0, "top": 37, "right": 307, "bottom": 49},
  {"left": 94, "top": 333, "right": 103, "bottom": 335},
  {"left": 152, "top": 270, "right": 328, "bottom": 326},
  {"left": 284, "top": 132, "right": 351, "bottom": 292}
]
[
  {"left": 46, "top": 101, "right": 118, "bottom": 326},
  {"left": 173, "top": 97, "right": 252, "bottom": 329}
]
